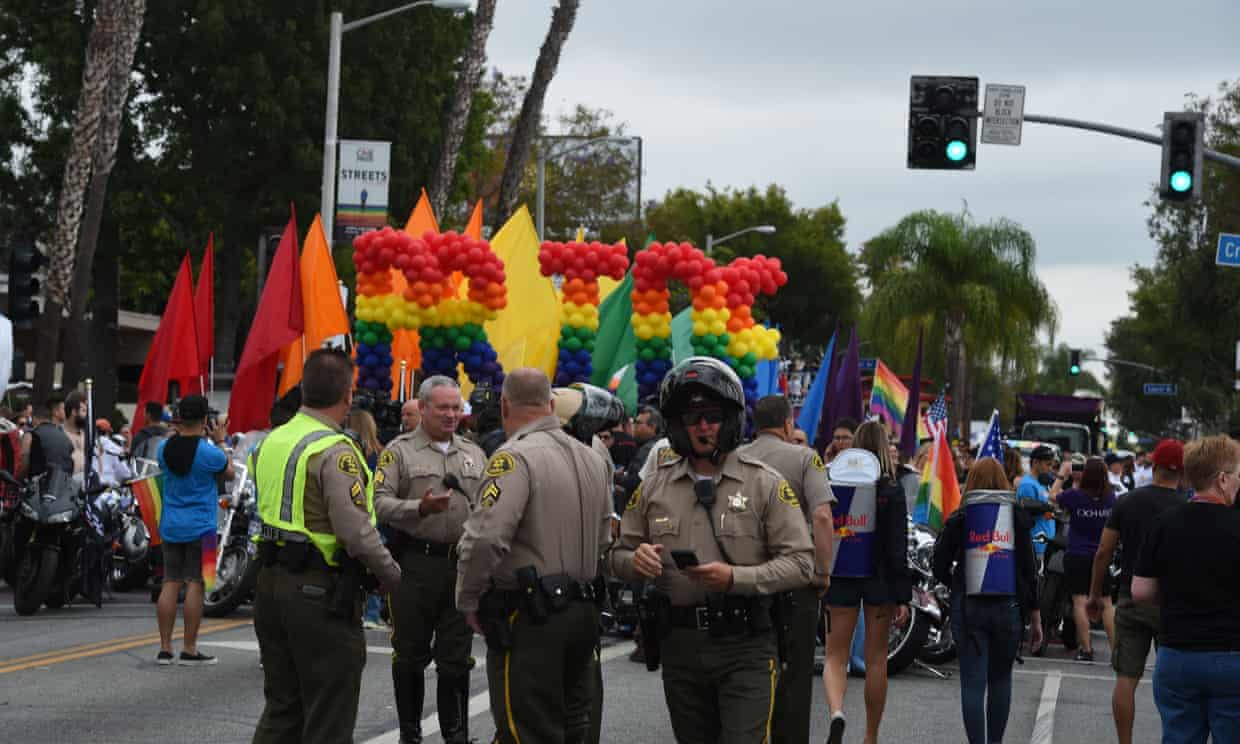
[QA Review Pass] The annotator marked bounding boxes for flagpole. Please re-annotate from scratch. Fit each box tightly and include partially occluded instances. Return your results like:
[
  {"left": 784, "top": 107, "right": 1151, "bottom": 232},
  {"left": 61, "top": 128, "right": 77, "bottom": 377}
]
[{"left": 209, "top": 358, "right": 215, "bottom": 396}]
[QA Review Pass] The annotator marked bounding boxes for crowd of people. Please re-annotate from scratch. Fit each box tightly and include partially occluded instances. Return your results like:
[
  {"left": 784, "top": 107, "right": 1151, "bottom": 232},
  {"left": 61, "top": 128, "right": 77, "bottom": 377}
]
[{"left": 9, "top": 363, "right": 1240, "bottom": 744}]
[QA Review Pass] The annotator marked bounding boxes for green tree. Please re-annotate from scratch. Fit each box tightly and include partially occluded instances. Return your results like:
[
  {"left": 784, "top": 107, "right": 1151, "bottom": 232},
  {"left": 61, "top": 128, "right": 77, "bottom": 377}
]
[
  {"left": 1105, "top": 79, "right": 1240, "bottom": 432},
  {"left": 644, "top": 184, "right": 860, "bottom": 353},
  {"left": 861, "top": 209, "right": 1057, "bottom": 440}
]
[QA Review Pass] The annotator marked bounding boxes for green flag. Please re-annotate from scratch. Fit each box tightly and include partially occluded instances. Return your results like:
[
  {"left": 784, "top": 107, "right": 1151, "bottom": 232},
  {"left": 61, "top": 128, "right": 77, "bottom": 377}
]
[
  {"left": 590, "top": 270, "right": 639, "bottom": 414},
  {"left": 671, "top": 308, "right": 694, "bottom": 364}
]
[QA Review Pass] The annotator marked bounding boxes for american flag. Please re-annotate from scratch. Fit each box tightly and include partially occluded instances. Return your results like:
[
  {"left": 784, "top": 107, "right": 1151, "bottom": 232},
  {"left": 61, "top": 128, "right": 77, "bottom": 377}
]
[
  {"left": 977, "top": 409, "right": 1004, "bottom": 460},
  {"left": 924, "top": 394, "right": 948, "bottom": 440}
]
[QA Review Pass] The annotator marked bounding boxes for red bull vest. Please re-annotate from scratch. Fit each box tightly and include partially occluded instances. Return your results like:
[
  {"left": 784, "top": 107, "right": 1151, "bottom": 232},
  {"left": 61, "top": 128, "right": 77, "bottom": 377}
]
[
  {"left": 827, "top": 448, "right": 880, "bottom": 579},
  {"left": 964, "top": 490, "right": 1017, "bottom": 596}
]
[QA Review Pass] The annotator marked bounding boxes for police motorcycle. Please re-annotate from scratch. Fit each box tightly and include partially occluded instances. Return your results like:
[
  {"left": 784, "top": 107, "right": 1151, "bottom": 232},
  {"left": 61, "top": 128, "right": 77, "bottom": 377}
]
[
  {"left": 4, "top": 466, "right": 89, "bottom": 615},
  {"left": 203, "top": 452, "right": 261, "bottom": 617}
]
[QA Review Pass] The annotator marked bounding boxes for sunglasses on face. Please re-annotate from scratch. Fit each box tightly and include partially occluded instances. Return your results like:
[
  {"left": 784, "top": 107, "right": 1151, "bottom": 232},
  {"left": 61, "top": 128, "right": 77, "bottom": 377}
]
[{"left": 680, "top": 409, "right": 724, "bottom": 427}]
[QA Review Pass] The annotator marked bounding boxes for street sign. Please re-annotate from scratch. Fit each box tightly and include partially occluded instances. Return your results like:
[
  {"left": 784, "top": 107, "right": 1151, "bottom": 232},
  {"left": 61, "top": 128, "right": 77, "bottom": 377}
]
[
  {"left": 1143, "top": 383, "right": 1177, "bottom": 396},
  {"left": 1216, "top": 232, "right": 1240, "bottom": 267},
  {"left": 859, "top": 358, "right": 877, "bottom": 372},
  {"left": 981, "top": 84, "right": 1026, "bottom": 146}
]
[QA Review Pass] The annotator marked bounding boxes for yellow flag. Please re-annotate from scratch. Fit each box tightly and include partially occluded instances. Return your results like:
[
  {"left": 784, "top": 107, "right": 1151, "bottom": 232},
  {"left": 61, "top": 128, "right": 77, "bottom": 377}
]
[
  {"left": 278, "top": 214, "right": 351, "bottom": 395},
  {"left": 486, "top": 206, "right": 560, "bottom": 379}
]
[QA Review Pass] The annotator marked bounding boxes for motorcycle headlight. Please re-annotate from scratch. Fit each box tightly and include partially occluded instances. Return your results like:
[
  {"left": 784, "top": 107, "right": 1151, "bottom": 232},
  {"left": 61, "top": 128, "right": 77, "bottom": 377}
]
[{"left": 47, "top": 509, "right": 76, "bottom": 524}]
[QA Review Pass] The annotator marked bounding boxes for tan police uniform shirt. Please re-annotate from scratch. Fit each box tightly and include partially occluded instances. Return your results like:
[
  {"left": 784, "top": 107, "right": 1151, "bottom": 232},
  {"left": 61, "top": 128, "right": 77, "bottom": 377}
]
[
  {"left": 298, "top": 408, "right": 401, "bottom": 588},
  {"left": 737, "top": 432, "right": 836, "bottom": 524},
  {"left": 373, "top": 427, "right": 486, "bottom": 545},
  {"left": 610, "top": 448, "right": 814, "bottom": 607},
  {"left": 455, "top": 416, "right": 614, "bottom": 613}
]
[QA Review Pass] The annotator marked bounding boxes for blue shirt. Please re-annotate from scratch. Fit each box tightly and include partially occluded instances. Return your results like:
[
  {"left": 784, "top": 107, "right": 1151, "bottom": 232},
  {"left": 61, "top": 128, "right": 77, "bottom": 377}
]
[
  {"left": 1017, "top": 473, "right": 1056, "bottom": 555},
  {"left": 157, "top": 437, "right": 227, "bottom": 544}
]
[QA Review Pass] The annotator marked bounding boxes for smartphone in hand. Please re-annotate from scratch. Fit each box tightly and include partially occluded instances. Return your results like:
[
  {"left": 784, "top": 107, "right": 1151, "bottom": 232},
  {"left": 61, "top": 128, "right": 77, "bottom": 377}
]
[{"left": 670, "top": 549, "right": 701, "bottom": 570}]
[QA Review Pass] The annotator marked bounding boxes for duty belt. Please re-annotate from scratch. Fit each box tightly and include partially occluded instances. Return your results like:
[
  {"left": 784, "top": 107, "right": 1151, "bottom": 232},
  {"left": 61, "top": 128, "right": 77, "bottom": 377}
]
[
  {"left": 669, "top": 604, "right": 753, "bottom": 631},
  {"left": 495, "top": 575, "right": 602, "bottom": 607},
  {"left": 403, "top": 537, "right": 456, "bottom": 559}
]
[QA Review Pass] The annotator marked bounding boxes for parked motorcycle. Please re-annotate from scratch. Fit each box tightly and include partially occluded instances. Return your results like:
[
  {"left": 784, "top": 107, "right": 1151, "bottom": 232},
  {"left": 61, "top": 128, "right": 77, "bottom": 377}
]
[
  {"left": 1033, "top": 508, "right": 1077, "bottom": 654},
  {"left": 101, "top": 484, "right": 153, "bottom": 592},
  {"left": 203, "top": 460, "right": 261, "bottom": 617},
  {"left": 908, "top": 521, "right": 955, "bottom": 665},
  {"left": 5, "top": 468, "right": 88, "bottom": 615},
  {"left": 0, "top": 472, "right": 19, "bottom": 586}
]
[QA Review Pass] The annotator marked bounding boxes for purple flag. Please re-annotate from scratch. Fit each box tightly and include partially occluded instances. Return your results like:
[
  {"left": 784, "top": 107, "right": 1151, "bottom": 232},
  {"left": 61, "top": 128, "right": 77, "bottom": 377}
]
[
  {"left": 899, "top": 327, "right": 924, "bottom": 457},
  {"left": 827, "top": 322, "right": 863, "bottom": 435}
]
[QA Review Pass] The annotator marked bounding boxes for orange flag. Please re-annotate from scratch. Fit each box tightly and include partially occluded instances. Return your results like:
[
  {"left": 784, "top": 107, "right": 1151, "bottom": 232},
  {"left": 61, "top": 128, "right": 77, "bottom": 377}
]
[
  {"left": 278, "top": 215, "right": 350, "bottom": 395},
  {"left": 389, "top": 189, "right": 443, "bottom": 397},
  {"left": 464, "top": 199, "right": 483, "bottom": 239}
]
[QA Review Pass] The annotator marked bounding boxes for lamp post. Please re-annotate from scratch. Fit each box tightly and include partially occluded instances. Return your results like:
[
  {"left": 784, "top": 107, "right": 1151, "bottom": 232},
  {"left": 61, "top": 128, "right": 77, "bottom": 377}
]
[
  {"left": 536, "top": 136, "right": 633, "bottom": 240},
  {"left": 321, "top": 0, "right": 470, "bottom": 244},
  {"left": 704, "top": 224, "right": 776, "bottom": 256}
]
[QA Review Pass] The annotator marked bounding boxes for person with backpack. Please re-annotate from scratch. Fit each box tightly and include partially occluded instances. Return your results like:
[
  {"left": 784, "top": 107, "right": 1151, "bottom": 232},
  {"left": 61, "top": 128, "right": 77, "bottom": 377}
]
[{"left": 933, "top": 458, "right": 1042, "bottom": 744}]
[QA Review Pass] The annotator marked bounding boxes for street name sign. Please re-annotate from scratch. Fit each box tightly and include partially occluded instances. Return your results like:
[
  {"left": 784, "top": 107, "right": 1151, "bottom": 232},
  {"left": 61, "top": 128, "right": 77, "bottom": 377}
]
[
  {"left": 1143, "top": 383, "right": 1177, "bottom": 397},
  {"left": 859, "top": 358, "right": 877, "bottom": 372},
  {"left": 1216, "top": 232, "right": 1240, "bottom": 267},
  {"left": 981, "top": 84, "right": 1026, "bottom": 146}
]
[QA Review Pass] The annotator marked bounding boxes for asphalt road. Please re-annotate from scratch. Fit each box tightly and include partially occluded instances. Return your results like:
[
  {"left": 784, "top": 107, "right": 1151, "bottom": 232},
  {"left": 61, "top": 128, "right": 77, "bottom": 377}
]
[{"left": 0, "top": 585, "right": 1161, "bottom": 743}]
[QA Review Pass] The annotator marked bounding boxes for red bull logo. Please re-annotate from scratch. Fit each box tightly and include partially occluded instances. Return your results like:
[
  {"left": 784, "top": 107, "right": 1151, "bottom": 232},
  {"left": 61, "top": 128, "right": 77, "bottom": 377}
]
[
  {"left": 968, "top": 529, "right": 1012, "bottom": 545},
  {"left": 836, "top": 526, "right": 856, "bottom": 538},
  {"left": 834, "top": 514, "right": 869, "bottom": 531}
]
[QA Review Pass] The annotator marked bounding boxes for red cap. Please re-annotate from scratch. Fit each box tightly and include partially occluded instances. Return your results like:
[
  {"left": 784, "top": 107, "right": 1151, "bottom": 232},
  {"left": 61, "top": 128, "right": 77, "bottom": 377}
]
[
  {"left": 1151, "top": 439, "right": 1183, "bottom": 471},
  {"left": 95, "top": 418, "right": 112, "bottom": 434}
]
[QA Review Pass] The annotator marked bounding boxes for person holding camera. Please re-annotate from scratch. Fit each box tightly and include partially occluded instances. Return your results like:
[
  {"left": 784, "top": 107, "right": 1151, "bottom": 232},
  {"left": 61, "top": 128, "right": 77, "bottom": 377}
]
[
  {"left": 609, "top": 357, "right": 814, "bottom": 743},
  {"left": 373, "top": 375, "right": 486, "bottom": 744},
  {"left": 251, "top": 350, "right": 401, "bottom": 744},
  {"left": 455, "top": 368, "right": 614, "bottom": 744}
]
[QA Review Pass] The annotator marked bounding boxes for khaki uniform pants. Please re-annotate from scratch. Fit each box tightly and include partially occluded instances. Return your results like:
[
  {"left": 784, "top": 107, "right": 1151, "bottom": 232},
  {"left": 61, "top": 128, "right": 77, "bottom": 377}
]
[{"left": 252, "top": 565, "right": 366, "bottom": 744}]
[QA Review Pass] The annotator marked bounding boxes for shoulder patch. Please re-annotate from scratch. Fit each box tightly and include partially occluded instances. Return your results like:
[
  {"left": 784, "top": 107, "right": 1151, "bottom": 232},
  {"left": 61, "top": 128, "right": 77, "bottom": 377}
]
[
  {"left": 374, "top": 469, "right": 386, "bottom": 486},
  {"left": 626, "top": 483, "right": 642, "bottom": 511},
  {"left": 777, "top": 480, "right": 801, "bottom": 508},
  {"left": 337, "top": 452, "right": 361, "bottom": 476},
  {"left": 480, "top": 480, "right": 502, "bottom": 509},
  {"left": 657, "top": 447, "right": 680, "bottom": 466},
  {"left": 811, "top": 453, "right": 826, "bottom": 472},
  {"left": 377, "top": 450, "right": 396, "bottom": 469},
  {"left": 485, "top": 452, "right": 517, "bottom": 477},
  {"left": 350, "top": 480, "right": 365, "bottom": 507}
]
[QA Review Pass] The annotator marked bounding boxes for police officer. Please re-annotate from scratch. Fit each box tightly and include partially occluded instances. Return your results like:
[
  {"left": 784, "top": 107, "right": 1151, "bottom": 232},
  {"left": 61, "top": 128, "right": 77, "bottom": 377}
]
[
  {"left": 737, "top": 394, "right": 835, "bottom": 744},
  {"left": 455, "top": 368, "right": 613, "bottom": 744},
  {"left": 374, "top": 375, "right": 486, "bottom": 744},
  {"left": 610, "top": 357, "right": 814, "bottom": 743},
  {"left": 252, "top": 349, "right": 401, "bottom": 744}
]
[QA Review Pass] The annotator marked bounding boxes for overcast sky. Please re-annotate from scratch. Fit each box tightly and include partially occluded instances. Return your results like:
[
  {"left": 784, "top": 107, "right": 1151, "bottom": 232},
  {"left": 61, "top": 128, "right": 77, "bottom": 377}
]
[{"left": 483, "top": 0, "right": 1238, "bottom": 377}]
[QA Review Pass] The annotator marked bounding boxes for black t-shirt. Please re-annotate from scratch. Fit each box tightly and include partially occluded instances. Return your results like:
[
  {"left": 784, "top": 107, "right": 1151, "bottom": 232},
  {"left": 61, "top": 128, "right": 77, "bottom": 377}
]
[
  {"left": 1105, "top": 485, "right": 1184, "bottom": 593},
  {"left": 1134, "top": 502, "right": 1240, "bottom": 651}
]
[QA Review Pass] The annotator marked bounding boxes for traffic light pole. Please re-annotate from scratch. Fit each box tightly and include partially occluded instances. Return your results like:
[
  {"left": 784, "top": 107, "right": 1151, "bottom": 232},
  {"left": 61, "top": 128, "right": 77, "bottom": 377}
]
[
  {"left": 994, "top": 112, "right": 1240, "bottom": 171},
  {"left": 1081, "top": 353, "right": 1164, "bottom": 375}
]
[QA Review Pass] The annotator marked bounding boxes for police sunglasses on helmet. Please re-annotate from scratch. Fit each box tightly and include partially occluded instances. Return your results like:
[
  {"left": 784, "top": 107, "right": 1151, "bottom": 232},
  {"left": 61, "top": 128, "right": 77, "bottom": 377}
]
[{"left": 680, "top": 408, "right": 724, "bottom": 427}]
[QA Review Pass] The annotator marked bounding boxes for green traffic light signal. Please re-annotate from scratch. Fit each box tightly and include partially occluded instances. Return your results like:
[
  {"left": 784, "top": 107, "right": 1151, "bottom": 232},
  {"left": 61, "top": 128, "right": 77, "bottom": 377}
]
[
  {"left": 945, "top": 140, "right": 968, "bottom": 162},
  {"left": 1069, "top": 349, "right": 1082, "bottom": 376},
  {"left": 1169, "top": 170, "right": 1193, "bottom": 193},
  {"left": 1069, "top": 363, "right": 1081, "bottom": 376}
]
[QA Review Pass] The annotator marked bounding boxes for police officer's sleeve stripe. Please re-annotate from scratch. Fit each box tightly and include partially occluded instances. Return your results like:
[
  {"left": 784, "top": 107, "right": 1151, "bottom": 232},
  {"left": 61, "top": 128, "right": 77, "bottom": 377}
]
[{"left": 280, "top": 431, "right": 338, "bottom": 522}]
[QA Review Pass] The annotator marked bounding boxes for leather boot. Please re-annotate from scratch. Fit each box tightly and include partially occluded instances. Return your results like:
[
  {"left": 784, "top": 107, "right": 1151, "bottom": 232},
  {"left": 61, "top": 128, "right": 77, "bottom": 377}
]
[
  {"left": 437, "top": 673, "right": 473, "bottom": 744},
  {"left": 392, "top": 665, "right": 424, "bottom": 744}
]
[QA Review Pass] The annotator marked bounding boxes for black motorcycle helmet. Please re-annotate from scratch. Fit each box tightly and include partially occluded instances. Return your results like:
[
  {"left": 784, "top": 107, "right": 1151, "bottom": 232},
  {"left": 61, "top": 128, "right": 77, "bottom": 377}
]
[
  {"left": 552, "top": 383, "right": 624, "bottom": 445},
  {"left": 659, "top": 356, "right": 745, "bottom": 463}
]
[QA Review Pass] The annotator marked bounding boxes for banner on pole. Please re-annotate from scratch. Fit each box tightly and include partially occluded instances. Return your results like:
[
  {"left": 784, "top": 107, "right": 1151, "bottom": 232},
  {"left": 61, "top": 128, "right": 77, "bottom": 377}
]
[{"left": 335, "top": 140, "right": 391, "bottom": 242}]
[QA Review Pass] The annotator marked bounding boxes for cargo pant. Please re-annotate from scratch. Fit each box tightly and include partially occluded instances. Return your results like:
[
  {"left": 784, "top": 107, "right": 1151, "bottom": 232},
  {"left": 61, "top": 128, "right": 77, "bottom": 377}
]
[
  {"left": 253, "top": 564, "right": 366, "bottom": 744},
  {"left": 661, "top": 626, "right": 780, "bottom": 744},
  {"left": 770, "top": 586, "right": 819, "bottom": 744}
]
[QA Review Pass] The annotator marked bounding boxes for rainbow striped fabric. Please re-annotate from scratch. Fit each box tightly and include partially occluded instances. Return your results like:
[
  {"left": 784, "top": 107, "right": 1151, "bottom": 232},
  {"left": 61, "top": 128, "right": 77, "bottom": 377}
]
[
  {"left": 201, "top": 531, "right": 218, "bottom": 593},
  {"left": 913, "top": 431, "right": 962, "bottom": 532},
  {"left": 130, "top": 475, "right": 163, "bottom": 547},
  {"left": 868, "top": 359, "right": 909, "bottom": 431}
]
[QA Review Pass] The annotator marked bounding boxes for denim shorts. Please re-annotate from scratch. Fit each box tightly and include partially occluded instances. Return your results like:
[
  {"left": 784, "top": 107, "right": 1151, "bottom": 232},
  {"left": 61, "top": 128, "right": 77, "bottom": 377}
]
[
  {"left": 163, "top": 539, "right": 203, "bottom": 582},
  {"left": 1153, "top": 646, "right": 1240, "bottom": 744}
]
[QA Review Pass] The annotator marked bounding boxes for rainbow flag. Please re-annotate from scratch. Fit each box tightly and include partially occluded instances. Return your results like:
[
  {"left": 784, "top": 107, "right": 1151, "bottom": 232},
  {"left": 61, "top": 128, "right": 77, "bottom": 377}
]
[
  {"left": 130, "top": 475, "right": 163, "bottom": 547},
  {"left": 201, "top": 531, "right": 218, "bottom": 593},
  {"left": 869, "top": 359, "right": 909, "bottom": 431},
  {"left": 913, "top": 431, "right": 962, "bottom": 531}
]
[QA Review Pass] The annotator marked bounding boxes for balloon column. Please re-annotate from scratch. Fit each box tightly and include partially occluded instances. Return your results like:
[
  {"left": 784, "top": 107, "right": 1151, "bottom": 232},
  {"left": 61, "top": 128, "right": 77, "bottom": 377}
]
[
  {"left": 714, "top": 256, "right": 787, "bottom": 406},
  {"left": 538, "top": 240, "right": 630, "bottom": 386},
  {"left": 352, "top": 226, "right": 507, "bottom": 390},
  {"left": 631, "top": 242, "right": 714, "bottom": 400}
]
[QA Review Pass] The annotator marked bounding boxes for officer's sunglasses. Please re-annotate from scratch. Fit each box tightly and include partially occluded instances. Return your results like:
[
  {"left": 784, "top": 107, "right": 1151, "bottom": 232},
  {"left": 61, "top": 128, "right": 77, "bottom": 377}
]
[{"left": 680, "top": 409, "right": 724, "bottom": 427}]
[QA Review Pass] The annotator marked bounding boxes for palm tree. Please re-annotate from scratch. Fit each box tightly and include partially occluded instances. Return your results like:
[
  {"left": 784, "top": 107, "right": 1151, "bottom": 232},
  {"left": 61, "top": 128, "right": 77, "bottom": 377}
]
[
  {"left": 493, "top": 0, "right": 579, "bottom": 229},
  {"left": 861, "top": 209, "right": 1058, "bottom": 441}
]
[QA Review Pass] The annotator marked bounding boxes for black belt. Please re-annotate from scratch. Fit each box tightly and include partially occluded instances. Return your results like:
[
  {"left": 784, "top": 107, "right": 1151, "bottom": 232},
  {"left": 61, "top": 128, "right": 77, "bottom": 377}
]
[
  {"left": 257, "top": 541, "right": 337, "bottom": 574},
  {"left": 496, "top": 576, "right": 601, "bottom": 607},
  {"left": 669, "top": 603, "right": 753, "bottom": 631},
  {"left": 403, "top": 537, "right": 456, "bottom": 559}
]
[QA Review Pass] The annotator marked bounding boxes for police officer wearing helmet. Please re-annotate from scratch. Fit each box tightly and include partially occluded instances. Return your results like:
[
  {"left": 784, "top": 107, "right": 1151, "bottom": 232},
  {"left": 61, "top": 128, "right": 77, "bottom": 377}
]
[
  {"left": 251, "top": 349, "right": 401, "bottom": 744},
  {"left": 552, "top": 382, "right": 625, "bottom": 464},
  {"left": 737, "top": 394, "right": 836, "bottom": 744},
  {"left": 373, "top": 375, "right": 486, "bottom": 744},
  {"left": 610, "top": 357, "right": 814, "bottom": 743},
  {"left": 455, "top": 368, "right": 614, "bottom": 744}
]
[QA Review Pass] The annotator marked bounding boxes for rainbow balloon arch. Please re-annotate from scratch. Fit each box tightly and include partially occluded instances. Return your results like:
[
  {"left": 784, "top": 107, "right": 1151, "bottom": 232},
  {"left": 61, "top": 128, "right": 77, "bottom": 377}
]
[{"left": 349, "top": 224, "right": 786, "bottom": 410}]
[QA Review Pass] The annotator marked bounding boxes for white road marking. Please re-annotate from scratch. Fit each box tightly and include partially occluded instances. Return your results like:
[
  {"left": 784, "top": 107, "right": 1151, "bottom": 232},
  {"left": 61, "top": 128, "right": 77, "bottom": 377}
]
[
  {"left": 1031, "top": 670, "right": 1062, "bottom": 744},
  {"left": 360, "top": 643, "right": 634, "bottom": 744},
  {"left": 1015, "top": 668, "right": 1151, "bottom": 684},
  {"left": 202, "top": 639, "right": 394, "bottom": 655}
]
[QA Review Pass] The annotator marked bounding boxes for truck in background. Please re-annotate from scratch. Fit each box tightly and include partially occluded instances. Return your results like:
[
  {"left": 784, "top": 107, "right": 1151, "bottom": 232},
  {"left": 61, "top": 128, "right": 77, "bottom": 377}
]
[{"left": 1014, "top": 393, "right": 1107, "bottom": 455}]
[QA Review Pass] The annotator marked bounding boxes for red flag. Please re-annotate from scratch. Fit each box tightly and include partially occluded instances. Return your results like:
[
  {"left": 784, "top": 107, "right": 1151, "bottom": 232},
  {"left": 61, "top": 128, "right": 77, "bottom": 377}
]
[
  {"left": 181, "top": 234, "right": 215, "bottom": 395},
  {"left": 228, "top": 212, "right": 304, "bottom": 433},
  {"left": 135, "top": 254, "right": 201, "bottom": 429}
]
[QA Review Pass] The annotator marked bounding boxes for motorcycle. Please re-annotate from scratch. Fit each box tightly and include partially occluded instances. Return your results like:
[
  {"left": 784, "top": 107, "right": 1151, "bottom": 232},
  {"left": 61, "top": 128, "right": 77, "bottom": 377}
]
[
  {"left": 0, "top": 472, "right": 19, "bottom": 586},
  {"left": 1033, "top": 508, "right": 1077, "bottom": 654},
  {"left": 103, "top": 484, "right": 153, "bottom": 592},
  {"left": 203, "top": 459, "right": 261, "bottom": 617},
  {"left": 909, "top": 521, "right": 956, "bottom": 665},
  {"left": 5, "top": 468, "right": 88, "bottom": 615}
]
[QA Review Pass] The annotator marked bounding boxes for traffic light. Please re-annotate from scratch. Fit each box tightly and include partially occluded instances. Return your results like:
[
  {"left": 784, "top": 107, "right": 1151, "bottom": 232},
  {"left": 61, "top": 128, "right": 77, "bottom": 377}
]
[
  {"left": 908, "top": 76, "right": 979, "bottom": 170},
  {"left": 1160, "top": 111, "right": 1204, "bottom": 202},
  {"left": 8, "top": 240, "right": 43, "bottom": 329},
  {"left": 1069, "top": 349, "right": 1081, "bottom": 377}
]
